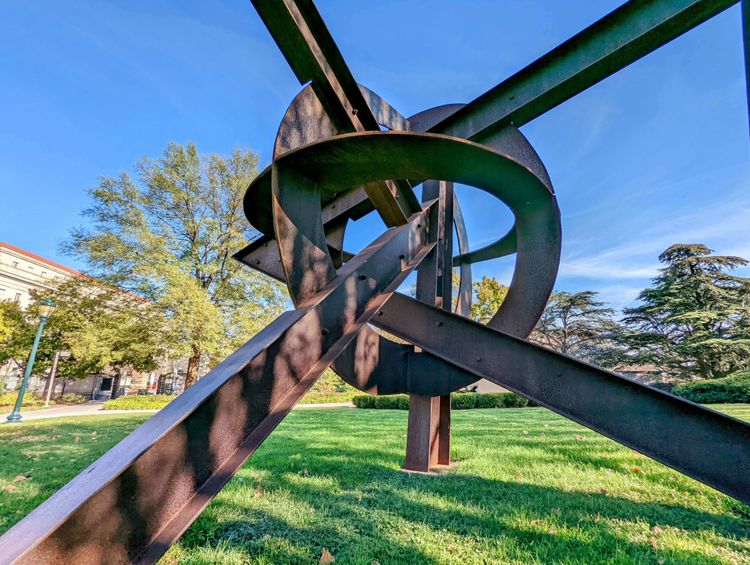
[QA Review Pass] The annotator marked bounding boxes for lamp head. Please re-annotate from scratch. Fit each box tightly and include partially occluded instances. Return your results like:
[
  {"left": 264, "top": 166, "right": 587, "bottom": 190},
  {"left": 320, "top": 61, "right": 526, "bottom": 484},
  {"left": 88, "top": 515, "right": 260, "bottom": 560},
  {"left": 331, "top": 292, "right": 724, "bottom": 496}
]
[{"left": 38, "top": 299, "right": 57, "bottom": 319}]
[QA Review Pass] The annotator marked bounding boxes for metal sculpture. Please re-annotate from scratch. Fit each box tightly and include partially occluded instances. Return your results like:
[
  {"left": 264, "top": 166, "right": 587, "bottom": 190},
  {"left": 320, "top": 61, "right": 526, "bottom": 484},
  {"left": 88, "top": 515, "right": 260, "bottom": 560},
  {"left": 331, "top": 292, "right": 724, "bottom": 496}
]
[{"left": 1, "top": 1, "right": 749, "bottom": 563}]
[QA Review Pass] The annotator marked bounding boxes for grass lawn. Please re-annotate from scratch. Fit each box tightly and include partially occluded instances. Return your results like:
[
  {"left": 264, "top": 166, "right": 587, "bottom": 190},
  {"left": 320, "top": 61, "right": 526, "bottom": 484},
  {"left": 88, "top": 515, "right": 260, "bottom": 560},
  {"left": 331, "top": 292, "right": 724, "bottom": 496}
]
[{"left": 0, "top": 407, "right": 748, "bottom": 564}]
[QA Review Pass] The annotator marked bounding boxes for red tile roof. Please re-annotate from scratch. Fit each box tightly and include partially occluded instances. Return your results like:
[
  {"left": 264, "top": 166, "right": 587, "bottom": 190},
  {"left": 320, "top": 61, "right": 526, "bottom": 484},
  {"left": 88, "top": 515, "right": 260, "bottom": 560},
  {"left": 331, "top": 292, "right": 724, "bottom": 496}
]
[{"left": 0, "top": 242, "right": 82, "bottom": 277}]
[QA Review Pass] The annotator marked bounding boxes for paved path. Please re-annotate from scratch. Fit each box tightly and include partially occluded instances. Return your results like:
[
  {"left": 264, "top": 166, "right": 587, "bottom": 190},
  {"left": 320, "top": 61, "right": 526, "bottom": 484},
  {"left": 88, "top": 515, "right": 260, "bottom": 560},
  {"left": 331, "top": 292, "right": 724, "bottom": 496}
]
[{"left": 1, "top": 400, "right": 354, "bottom": 422}]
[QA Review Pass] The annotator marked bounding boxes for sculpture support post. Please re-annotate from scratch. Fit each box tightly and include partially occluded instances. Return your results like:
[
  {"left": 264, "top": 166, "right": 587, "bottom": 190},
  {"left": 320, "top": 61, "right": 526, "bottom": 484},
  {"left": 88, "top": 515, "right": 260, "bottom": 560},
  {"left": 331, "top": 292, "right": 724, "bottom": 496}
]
[{"left": 404, "top": 180, "right": 454, "bottom": 471}]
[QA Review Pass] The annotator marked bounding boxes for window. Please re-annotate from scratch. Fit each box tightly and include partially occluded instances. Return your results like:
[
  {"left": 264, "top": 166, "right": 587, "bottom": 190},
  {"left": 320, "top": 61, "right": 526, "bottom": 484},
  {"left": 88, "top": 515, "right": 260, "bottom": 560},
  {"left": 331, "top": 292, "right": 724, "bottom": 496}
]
[
  {"left": 41, "top": 271, "right": 46, "bottom": 277},
  {"left": 12, "top": 261, "right": 18, "bottom": 268},
  {"left": 14, "top": 293, "right": 21, "bottom": 303}
]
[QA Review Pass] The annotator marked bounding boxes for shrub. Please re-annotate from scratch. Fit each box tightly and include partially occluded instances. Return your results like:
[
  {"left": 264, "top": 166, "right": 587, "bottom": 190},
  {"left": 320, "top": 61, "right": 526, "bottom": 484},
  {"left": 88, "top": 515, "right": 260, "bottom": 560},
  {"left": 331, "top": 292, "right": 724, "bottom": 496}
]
[
  {"left": 452, "top": 393, "right": 478, "bottom": 409},
  {"left": 352, "top": 392, "right": 534, "bottom": 410},
  {"left": 58, "top": 393, "right": 87, "bottom": 404},
  {"left": 0, "top": 392, "right": 45, "bottom": 408},
  {"left": 673, "top": 372, "right": 750, "bottom": 404},
  {"left": 103, "top": 394, "right": 176, "bottom": 411}
]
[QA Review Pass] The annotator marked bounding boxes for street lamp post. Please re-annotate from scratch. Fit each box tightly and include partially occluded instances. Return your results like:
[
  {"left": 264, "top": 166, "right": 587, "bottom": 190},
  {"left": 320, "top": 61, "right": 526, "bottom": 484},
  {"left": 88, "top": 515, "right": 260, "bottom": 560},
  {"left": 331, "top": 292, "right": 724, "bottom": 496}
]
[
  {"left": 44, "top": 350, "right": 71, "bottom": 407},
  {"left": 6, "top": 299, "right": 57, "bottom": 423}
]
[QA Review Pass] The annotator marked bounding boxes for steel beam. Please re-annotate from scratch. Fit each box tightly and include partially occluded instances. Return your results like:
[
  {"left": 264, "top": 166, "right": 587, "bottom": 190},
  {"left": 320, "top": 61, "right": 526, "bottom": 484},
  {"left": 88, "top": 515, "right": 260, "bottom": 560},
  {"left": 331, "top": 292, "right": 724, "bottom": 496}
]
[
  {"left": 250, "top": 0, "right": 419, "bottom": 225},
  {"left": 374, "top": 293, "right": 750, "bottom": 504},
  {"left": 430, "top": 0, "right": 739, "bottom": 142},
  {"left": 743, "top": 0, "right": 750, "bottom": 135},
  {"left": 0, "top": 211, "right": 434, "bottom": 565},
  {"left": 405, "top": 180, "right": 453, "bottom": 472}
]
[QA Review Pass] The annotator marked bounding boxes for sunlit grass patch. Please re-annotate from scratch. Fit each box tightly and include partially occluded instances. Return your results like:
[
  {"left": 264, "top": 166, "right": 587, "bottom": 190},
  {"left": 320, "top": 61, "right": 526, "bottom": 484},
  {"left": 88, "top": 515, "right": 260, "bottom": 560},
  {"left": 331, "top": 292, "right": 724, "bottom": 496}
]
[{"left": 1, "top": 406, "right": 748, "bottom": 563}]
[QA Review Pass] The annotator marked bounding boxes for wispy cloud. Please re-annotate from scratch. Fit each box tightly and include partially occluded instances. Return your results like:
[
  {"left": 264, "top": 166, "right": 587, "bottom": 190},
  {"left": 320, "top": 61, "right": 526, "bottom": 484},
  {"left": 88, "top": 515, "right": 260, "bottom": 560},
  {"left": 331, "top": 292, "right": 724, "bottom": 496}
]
[{"left": 560, "top": 199, "right": 750, "bottom": 281}]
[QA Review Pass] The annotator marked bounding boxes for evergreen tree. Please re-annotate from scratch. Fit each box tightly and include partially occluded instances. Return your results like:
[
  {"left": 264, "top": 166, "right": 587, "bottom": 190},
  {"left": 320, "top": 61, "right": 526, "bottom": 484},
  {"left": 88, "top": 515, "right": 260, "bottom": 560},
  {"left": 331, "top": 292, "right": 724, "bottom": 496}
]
[
  {"left": 531, "top": 290, "right": 624, "bottom": 367},
  {"left": 622, "top": 244, "right": 750, "bottom": 379}
]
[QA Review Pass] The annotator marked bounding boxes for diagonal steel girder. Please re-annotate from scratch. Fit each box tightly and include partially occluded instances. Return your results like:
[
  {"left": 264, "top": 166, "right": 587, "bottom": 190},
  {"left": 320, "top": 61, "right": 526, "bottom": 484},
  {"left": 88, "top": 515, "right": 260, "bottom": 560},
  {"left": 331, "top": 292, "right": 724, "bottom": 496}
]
[
  {"left": 373, "top": 293, "right": 750, "bottom": 504},
  {"left": 250, "top": 0, "right": 420, "bottom": 226},
  {"left": 240, "top": 0, "right": 741, "bottom": 273},
  {"left": 0, "top": 208, "right": 435, "bottom": 565},
  {"left": 430, "top": 0, "right": 740, "bottom": 142}
]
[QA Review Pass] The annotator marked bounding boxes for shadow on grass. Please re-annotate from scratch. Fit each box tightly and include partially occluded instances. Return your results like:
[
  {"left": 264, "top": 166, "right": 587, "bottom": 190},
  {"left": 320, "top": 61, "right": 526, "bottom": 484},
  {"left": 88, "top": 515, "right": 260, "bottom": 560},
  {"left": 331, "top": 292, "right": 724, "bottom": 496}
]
[{"left": 173, "top": 428, "right": 750, "bottom": 564}]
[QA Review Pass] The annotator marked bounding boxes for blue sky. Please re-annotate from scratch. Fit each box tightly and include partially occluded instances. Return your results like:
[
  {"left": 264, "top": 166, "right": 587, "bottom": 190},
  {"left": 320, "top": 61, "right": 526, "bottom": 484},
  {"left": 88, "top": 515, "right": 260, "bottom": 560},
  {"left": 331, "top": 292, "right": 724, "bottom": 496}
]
[{"left": 1, "top": 0, "right": 748, "bottom": 313}]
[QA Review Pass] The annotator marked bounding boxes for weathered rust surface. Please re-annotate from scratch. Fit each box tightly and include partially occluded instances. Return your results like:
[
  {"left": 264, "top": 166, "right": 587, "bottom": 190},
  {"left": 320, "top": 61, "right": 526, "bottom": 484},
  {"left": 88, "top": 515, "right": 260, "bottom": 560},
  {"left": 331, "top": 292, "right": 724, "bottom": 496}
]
[
  {"left": 0, "top": 205, "right": 434, "bottom": 564},
  {"left": 3, "top": 0, "right": 749, "bottom": 562}
]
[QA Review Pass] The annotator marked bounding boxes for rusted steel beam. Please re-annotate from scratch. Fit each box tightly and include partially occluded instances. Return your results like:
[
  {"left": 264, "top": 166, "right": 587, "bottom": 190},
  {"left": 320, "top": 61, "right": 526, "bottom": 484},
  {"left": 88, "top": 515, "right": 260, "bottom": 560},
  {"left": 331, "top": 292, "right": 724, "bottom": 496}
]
[
  {"left": 404, "top": 180, "right": 453, "bottom": 472},
  {"left": 0, "top": 209, "right": 435, "bottom": 565},
  {"left": 430, "top": 0, "right": 739, "bottom": 142},
  {"left": 250, "top": 0, "right": 419, "bottom": 225},
  {"left": 374, "top": 293, "right": 750, "bottom": 504}
]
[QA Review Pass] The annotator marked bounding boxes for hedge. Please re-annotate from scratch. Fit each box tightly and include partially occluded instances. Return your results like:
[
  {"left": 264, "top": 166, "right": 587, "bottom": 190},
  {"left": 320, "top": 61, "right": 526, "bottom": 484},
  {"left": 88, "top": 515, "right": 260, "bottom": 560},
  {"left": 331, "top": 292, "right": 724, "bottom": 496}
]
[
  {"left": 672, "top": 372, "right": 750, "bottom": 404},
  {"left": 102, "top": 394, "right": 176, "bottom": 411},
  {"left": 353, "top": 391, "right": 535, "bottom": 410},
  {"left": 0, "top": 392, "right": 45, "bottom": 408}
]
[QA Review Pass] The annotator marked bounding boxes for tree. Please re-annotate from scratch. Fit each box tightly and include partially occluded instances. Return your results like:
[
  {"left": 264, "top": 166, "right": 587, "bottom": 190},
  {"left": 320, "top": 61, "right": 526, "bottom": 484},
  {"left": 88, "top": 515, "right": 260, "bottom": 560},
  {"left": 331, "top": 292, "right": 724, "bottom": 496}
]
[
  {"left": 0, "top": 301, "right": 29, "bottom": 366},
  {"left": 38, "top": 278, "right": 174, "bottom": 391},
  {"left": 471, "top": 276, "right": 508, "bottom": 323},
  {"left": 532, "top": 290, "right": 624, "bottom": 368},
  {"left": 64, "top": 143, "right": 286, "bottom": 387},
  {"left": 622, "top": 244, "right": 750, "bottom": 379}
]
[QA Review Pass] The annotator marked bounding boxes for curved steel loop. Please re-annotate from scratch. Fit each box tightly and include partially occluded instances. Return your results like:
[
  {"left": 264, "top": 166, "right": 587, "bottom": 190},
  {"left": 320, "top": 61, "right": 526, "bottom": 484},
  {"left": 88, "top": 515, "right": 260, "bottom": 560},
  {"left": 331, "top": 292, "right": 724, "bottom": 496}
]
[
  {"left": 244, "top": 84, "right": 412, "bottom": 236},
  {"left": 262, "top": 131, "right": 561, "bottom": 394}
]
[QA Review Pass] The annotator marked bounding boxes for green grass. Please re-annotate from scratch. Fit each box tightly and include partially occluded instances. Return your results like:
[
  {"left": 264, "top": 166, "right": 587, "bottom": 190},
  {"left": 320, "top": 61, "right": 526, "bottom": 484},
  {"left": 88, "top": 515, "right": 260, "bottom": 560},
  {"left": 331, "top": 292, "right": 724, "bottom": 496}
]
[
  {"left": 101, "top": 388, "right": 355, "bottom": 411},
  {"left": 1, "top": 407, "right": 748, "bottom": 564}
]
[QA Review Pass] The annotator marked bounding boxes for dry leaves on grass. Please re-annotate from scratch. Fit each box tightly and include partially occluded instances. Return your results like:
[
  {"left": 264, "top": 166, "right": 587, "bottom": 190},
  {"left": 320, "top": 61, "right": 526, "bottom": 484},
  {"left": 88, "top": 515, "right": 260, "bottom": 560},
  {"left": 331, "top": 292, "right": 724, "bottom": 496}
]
[
  {"left": 320, "top": 549, "right": 335, "bottom": 564},
  {"left": 2, "top": 485, "right": 18, "bottom": 492},
  {"left": 13, "top": 475, "right": 30, "bottom": 482}
]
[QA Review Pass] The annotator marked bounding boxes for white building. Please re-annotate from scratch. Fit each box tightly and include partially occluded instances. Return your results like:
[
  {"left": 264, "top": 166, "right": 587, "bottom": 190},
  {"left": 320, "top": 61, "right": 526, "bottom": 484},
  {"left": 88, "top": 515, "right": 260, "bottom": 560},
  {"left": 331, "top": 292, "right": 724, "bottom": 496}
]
[
  {"left": 0, "top": 242, "right": 183, "bottom": 398},
  {"left": 0, "top": 242, "right": 80, "bottom": 308}
]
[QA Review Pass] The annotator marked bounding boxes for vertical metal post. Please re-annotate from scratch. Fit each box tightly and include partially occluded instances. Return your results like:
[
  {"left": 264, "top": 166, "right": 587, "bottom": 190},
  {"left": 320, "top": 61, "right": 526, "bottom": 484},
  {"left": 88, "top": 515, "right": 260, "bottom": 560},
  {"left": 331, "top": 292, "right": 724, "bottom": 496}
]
[
  {"left": 6, "top": 315, "right": 49, "bottom": 423},
  {"left": 743, "top": 0, "right": 750, "bottom": 135},
  {"left": 404, "top": 180, "right": 454, "bottom": 471},
  {"left": 44, "top": 351, "right": 61, "bottom": 407}
]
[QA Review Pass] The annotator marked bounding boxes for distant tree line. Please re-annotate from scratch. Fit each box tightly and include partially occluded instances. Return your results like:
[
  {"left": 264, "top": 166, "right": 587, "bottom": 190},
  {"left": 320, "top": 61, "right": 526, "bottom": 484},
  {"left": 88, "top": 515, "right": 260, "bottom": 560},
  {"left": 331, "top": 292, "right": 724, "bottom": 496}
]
[
  {"left": 469, "top": 243, "right": 750, "bottom": 381},
  {"left": 1, "top": 143, "right": 286, "bottom": 393},
  {"left": 2, "top": 142, "right": 748, "bottom": 393}
]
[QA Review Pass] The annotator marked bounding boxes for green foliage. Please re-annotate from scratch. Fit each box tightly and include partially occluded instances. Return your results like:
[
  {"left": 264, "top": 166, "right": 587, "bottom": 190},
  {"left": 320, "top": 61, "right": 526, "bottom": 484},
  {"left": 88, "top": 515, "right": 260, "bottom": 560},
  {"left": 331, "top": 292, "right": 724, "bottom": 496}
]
[
  {"left": 58, "top": 394, "right": 87, "bottom": 404},
  {"left": 0, "top": 392, "right": 45, "bottom": 408},
  {"left": 352, "top": 392, "right": 533, "bottom": 410},
  {"left": 24, "top": 277, "right": 171, "bottom": 380},
  {"left": 673, "top": 371, "right": 750, "bottom": 404},
  {"left": 532, "top": 290, "right": 624, "bottom": 368},
  {"left": 302, "top": 369, "right": 357, "bottom": 404},
  {"left": 102, "top": 394, "right": 176, "bottom": 410},
  {"left": 0, "top": 301, "right": 33, "bottom": 370},
  {"left": 623, "top": 244, "right": 750, "bottom": 379},
  {"left": 63, "top": 142, "right": 287, "bottom": 387},
  {"left": 470, "top": 276, "right": 508, "bottom": 323}
]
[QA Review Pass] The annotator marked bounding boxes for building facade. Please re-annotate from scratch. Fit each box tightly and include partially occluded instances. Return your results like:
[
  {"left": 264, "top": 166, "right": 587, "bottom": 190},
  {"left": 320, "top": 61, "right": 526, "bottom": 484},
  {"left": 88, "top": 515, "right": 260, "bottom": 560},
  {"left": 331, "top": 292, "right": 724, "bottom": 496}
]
[{"left": 0, "top": 242, "right": 185, "bottom": 398}]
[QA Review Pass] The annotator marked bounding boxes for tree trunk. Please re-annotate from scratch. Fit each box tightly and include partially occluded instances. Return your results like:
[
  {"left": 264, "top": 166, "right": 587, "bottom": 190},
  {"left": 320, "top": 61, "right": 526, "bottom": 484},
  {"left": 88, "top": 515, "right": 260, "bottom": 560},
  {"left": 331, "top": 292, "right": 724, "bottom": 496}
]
[
  {"left": 185, "top": 347, "right": 202, "bottom": 389},
  {"left": 111, "top": 369, "right": 122, "bottom": 399}
]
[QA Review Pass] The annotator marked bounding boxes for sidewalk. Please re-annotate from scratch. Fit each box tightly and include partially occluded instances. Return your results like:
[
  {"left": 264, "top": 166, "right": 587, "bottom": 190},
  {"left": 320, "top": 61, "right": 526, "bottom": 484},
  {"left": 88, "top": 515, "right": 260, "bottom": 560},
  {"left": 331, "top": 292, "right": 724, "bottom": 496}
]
[{"left": 1, "top": 400, "right": 354, "bottom": 422}]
